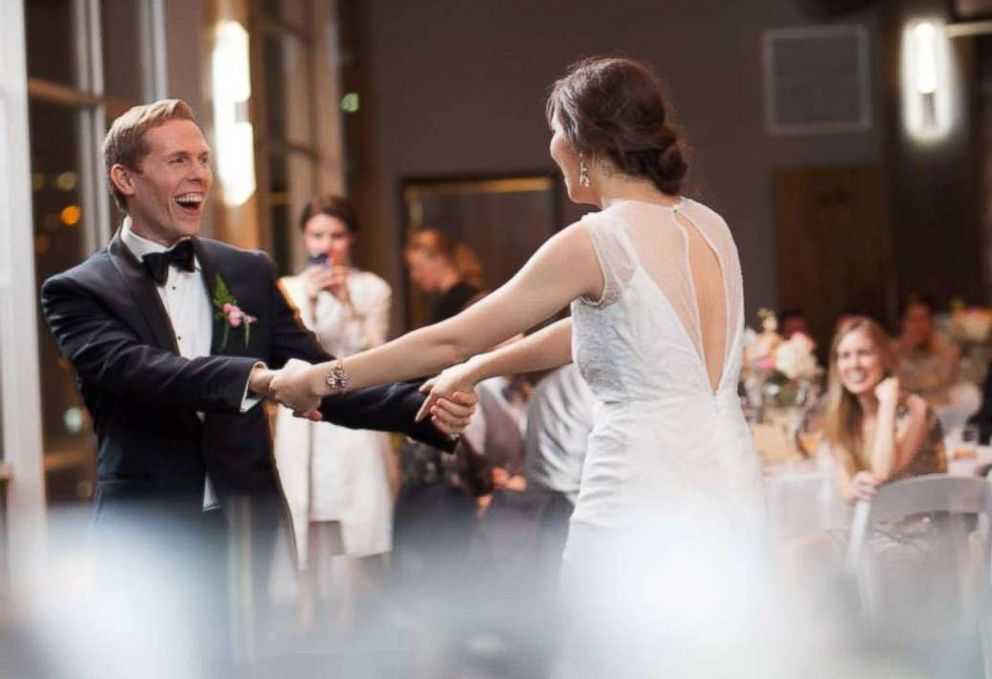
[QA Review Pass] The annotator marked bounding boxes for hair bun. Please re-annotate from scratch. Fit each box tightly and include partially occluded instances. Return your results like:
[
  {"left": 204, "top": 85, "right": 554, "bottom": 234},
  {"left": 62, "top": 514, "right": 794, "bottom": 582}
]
[
  {"left": 547, "top": 57, "right": 690, "bottom": 195},
  {"left": 652, "top": 142, "right": 688, "bottom": 195}
]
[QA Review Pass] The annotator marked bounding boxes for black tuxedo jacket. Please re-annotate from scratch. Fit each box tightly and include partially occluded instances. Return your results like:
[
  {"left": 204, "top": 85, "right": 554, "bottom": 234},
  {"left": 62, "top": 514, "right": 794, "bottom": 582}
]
[{"left": 41, "top": 234, "right": 449, "bottom": 515}]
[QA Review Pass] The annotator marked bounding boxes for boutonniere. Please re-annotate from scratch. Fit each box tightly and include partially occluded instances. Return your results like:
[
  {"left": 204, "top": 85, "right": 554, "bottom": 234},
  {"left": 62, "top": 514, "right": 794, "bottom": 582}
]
[{"left": 212, "top": 274, "right": 257, "bottom": 351}]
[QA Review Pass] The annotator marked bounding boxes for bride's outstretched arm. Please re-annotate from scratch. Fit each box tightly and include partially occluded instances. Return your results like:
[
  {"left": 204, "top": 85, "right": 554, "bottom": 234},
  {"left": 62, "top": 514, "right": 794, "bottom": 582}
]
[
  {"left": 271, "top": 222, "right": 601, "bottom": 411},
  {"left": 415, "top": 318, "right": 572, "bottom": 421}
]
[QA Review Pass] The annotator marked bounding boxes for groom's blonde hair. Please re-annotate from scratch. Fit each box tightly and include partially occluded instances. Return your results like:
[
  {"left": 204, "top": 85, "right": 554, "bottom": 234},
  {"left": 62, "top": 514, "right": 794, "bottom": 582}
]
[{"left": 102, "top": 99, "right": 198, "bottom": 211}]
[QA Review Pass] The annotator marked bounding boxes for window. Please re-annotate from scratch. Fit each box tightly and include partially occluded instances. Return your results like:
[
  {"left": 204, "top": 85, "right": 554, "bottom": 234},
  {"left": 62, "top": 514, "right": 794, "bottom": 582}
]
[
  {"left": 25, "top": 0, "right": 158, "bottom": 504},
  {"left": 250, "top": 0, "right": 344, "bottom": 276}
]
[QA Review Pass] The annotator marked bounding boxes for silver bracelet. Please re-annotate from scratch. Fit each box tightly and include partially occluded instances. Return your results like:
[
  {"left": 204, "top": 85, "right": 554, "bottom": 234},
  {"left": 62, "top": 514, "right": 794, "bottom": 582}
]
[{"left": 324, "top": 359, "right": 350, "bottom": 395}]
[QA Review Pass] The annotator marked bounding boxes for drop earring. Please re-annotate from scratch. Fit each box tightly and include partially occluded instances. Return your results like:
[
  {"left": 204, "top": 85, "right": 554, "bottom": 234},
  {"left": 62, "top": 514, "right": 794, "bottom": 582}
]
[{"left": 578, "top": 155, "right": 591, "bottom": 188}]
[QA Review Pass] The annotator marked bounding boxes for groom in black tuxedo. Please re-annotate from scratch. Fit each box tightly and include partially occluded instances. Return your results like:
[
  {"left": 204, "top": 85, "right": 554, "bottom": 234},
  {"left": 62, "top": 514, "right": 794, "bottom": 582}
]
[
  {"left": 42, "top": 99, "right": 471, "bottom": 521},
  {"left": 41, "top": 100, "right": 474, "bottom": 663}
]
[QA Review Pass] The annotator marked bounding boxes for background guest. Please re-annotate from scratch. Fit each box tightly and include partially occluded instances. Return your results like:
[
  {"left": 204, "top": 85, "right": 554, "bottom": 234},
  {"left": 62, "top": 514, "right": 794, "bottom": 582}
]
[
  {"left": 476, "top": 374, "right": 530, "bottom": 495},
  {"left": 778, "top": 308, "right": 811, "bottom": 340},
  {"left": 895, "top": 293, "right": 981, "bottom": 434},
  {"left": 895, "top": 293, "right": 961, "bottom": 405},
  {"left": 391, "top": 233, "right": 490, "bottom": 589},
  {"left": 824, "top": 316, "right": 945, "bottom": 504},
  {"left": 524, "top": 364, "right": 595, "bottom": 556},
  {"left": 404, "top": 228, "right": 485, "bottom": 323},
  {"left": 525, "top": 364, "right": 595, "bottom": 508},
  {"left": 273, "top": 195, "right": 394, "bottom": 627}
]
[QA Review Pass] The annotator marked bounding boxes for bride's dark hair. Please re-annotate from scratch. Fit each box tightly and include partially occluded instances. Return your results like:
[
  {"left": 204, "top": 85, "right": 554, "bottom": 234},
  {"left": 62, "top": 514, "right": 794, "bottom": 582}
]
[{"left": 546, "top": 57, "right": 688, "bottom": 195}]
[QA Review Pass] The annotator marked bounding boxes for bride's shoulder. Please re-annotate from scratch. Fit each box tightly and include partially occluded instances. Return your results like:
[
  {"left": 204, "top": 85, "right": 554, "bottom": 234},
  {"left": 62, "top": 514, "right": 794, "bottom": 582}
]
[
  {"left": 681, "top": 198, "right": 738, "bottom": 245},
  {"left": 554, "top": 212, "right": 612, "bottom": 250},
  {"left": 681, "top": 197, "right": 726, "bottom": 225}
]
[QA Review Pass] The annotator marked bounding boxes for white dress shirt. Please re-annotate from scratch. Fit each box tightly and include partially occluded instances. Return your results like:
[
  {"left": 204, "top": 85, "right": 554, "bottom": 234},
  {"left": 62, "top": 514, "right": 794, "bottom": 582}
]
[
  {"left": 120, "top": 217, "right": 261, "bottom": 510},
  {"left": 524, "top": 364, "right": 596, "bottom": 503}
]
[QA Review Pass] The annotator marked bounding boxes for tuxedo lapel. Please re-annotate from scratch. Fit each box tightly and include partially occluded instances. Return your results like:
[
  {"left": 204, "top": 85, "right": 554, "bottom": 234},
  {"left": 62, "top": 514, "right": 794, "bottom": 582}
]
[{"left": 107, "top": 234, "right": 180, "bottom": 354}]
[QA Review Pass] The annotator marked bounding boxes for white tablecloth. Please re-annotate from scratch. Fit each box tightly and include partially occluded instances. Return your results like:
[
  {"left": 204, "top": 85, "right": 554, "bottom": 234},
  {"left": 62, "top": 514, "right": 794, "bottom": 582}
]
[
  {"left": 763, "top": 447, "right": 992, "bottom": 542},
  {"left": 763, "top": 456, "right": 845, "bottom": 541}
]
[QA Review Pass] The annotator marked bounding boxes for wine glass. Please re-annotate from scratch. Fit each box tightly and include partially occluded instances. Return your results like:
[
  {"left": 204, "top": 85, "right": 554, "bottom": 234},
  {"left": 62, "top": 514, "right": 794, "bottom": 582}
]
[{"left": 796, "top": 404, "right": 825, "bottom": 459}]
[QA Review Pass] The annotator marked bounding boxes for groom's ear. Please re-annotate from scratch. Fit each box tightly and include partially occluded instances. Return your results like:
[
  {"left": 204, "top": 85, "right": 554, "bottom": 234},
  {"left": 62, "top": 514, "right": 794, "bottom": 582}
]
[{"left": 109, "top": 163, "right": 138, "bottom": 198}]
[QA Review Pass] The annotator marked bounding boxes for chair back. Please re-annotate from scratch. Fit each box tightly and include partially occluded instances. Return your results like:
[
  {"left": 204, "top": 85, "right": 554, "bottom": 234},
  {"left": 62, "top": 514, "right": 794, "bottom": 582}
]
[{"left": 846, "top": 475, "right": 991, "bottom": 570}]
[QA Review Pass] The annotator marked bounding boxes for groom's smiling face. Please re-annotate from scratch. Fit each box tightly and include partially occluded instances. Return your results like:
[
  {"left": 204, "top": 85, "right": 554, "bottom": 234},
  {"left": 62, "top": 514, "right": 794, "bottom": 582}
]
[{"left": 119, "top": 119, "right": 213, "bottom": 246}]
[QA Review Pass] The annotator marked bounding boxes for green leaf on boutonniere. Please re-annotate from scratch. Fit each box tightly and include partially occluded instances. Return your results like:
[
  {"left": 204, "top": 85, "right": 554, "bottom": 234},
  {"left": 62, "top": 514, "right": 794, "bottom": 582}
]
[{"left": 211, "top": 273, "right": 257, "bottom": 351}]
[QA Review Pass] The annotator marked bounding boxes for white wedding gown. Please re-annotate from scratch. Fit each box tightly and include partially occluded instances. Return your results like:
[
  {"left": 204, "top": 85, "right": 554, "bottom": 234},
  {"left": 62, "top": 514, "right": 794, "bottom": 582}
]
[{"left": 558, "top": 198, "right": 768, "bottom": 677}]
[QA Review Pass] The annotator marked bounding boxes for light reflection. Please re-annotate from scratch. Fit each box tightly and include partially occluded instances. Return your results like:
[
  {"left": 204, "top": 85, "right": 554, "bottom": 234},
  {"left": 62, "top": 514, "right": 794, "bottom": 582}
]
[
  {"left": 341, "top": 92, "right": 360, "bottom": 113},
  {"left": 211, "top": 20, "right": 257, "bottom": 207},
  {"left": 34, "top": 234, "right": 51, "bottom": 254},
  {"left": 63, "top": 406, "right": 84, "bottom": 434},
  {"left": 60, "top": 204, "right": 81, "bottom": 226},
  {"left": 55, "top": 171, "right": 77, "bottom": 191},
  {"left": 901, "top": 19, "right": 954, "bottom": 142}
]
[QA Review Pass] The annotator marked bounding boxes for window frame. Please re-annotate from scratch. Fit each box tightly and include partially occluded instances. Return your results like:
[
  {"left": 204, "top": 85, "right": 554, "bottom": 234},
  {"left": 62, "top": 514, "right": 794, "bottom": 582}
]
[{"left": 24, "top": 0, "right": 165, "bottom": 502}]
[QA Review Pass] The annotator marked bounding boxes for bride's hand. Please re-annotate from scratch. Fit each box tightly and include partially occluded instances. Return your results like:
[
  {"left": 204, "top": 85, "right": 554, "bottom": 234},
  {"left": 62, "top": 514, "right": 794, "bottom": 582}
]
[
  {"left": 415, "top": 361, "right": 480, "bottom": 428},
  {"left": 270, "top": 359, "right": 322, "bottom": 415}
]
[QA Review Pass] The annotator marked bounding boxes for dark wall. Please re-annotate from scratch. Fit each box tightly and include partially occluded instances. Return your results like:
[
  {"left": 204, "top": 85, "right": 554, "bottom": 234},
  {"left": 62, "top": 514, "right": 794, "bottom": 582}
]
[
  {"left": 880, "top": 0, "right": 985, "bottom": 314},
  {"left": 344, "top": 0, "right": 886, "bottom": 333}
]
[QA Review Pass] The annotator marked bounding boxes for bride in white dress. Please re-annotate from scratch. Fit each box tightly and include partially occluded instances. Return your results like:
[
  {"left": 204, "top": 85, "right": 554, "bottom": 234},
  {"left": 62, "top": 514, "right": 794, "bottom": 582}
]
[{"left": 272, "top": 56, "right": 767, "bottom": 674}]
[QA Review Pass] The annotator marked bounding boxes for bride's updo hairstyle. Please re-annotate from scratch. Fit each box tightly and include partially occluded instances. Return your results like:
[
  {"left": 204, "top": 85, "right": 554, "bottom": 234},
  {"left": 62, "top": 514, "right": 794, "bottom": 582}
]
[{"left": 546, "top": 57, "right": 688, "bottom": 195}]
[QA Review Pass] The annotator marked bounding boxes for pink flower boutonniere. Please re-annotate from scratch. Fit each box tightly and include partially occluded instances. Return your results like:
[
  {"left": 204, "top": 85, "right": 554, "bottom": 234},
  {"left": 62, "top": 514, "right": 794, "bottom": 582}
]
[{"left": 212, "top": 274, "right": 257, "bottom": 351}]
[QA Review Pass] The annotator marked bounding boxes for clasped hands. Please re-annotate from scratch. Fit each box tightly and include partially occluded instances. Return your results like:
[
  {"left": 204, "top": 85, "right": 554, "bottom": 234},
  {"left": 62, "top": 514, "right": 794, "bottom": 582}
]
[{"left": 248, "top": 359, "right": 479, "bottom": 438}]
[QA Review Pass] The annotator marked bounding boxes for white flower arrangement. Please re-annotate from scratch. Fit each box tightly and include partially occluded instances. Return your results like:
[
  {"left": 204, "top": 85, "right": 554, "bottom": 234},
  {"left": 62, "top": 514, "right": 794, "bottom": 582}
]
[
  {"left": 774, "top": 333, "right": 821, "bottom": 381},
  {"left": 950, "top": 306, "right": 992, "bottom": 344},
  {"left": 741, "top": 310, "right": 822, "bottom": 410}
]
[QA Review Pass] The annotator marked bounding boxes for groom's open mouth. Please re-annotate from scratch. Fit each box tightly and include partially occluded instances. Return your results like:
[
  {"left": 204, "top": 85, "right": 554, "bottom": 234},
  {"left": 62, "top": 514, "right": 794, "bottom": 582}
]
[{"left": 175, "top": 192, "right": 205, "bottom": 217}]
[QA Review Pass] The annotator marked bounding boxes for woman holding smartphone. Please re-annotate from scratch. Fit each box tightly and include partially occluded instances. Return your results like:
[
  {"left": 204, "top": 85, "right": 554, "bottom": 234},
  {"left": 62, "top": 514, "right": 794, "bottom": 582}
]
[{"left": 273, "top": 195, "right": 393, "bottom": 627}]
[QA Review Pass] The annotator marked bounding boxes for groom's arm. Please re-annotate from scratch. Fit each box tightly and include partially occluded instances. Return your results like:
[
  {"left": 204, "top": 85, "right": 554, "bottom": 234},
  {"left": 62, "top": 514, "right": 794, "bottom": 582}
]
[
  {"left": 42, "top": 274, "right": 256, "bottom": 413},
  {"left": 317, "top": 380, "right": 455, "bottom": 450},
  {"left": 260, "top": 256, "right": 455, "bottom": 450}
]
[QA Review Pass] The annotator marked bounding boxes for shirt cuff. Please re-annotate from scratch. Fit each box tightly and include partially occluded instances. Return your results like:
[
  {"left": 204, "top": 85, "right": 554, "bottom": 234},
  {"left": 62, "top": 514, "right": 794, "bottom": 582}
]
[{"left": 240, "top": 361, "right": 268, "bottom": 413}]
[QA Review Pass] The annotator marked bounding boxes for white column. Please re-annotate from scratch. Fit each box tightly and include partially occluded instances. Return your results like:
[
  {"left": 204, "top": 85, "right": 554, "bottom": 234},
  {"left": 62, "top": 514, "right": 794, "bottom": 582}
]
[{"left": 0, "top": 0, "right": 48, "bottom": 599}]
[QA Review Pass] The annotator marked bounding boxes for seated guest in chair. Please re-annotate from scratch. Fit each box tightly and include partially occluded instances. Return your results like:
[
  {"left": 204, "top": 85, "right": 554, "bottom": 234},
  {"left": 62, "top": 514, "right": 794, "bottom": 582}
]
[
  {"left": 895, "top": 293, "right": 961, "bottom": 406},
  {"left": 824, "top": 316, "right": 946, "bottom": 504}
]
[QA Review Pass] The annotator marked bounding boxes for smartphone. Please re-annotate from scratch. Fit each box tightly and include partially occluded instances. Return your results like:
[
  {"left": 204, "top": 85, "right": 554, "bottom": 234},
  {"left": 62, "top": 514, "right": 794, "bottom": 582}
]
[{"left": 309, "top": 253, "right": 329, "bottom": 267}]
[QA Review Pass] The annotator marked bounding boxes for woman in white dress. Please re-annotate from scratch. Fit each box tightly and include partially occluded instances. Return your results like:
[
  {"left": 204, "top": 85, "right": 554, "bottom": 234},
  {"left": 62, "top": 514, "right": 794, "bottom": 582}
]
[
  {"left": 273, "top": 195, "right": 394, "bottom": 625},
  {"left": 272, "top": 58, "right": 766, "bottom": 673}
]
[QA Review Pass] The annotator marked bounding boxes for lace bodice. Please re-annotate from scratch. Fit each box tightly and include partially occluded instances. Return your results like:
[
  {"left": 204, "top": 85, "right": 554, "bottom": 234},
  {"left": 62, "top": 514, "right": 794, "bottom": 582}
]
[{"left": 570, "top": 198, "right": 745, "bottom": 405}]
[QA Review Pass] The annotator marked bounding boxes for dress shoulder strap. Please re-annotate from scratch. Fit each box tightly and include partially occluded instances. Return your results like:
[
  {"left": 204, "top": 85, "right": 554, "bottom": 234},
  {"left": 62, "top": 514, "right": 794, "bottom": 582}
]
[{"left": 577, "top": 210, "right": 637, "bottom": 308}]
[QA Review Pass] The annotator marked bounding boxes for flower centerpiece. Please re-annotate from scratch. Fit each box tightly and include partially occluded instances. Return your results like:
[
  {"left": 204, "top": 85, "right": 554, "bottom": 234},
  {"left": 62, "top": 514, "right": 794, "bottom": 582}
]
[
  {"left": 948, "top": 299, "right": 992, "bottom": 383},
  {"left": 742, "top": 309, "right": 824, "bottom": 462},
  {"left": 742, "top": 309, "right": 822, "bottom": 409},
  {"left": 949, "top": 300, "right": 992, "bottom": 344}
]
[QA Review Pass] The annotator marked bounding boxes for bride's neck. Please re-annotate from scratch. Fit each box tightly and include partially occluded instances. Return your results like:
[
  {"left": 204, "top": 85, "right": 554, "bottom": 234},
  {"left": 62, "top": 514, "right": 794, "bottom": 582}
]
[{"left": 595, "top": 173, "right": 679, "bottom": 210}]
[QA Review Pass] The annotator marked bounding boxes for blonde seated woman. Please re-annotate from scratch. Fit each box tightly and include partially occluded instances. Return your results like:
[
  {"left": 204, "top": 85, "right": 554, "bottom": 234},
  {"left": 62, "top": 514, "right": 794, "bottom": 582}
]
[
  {"left": 788, "top": 316, "right": 947, "bottom": 580},
  {"left": 824, "top": 315, "right": 946, "bottom": 503}
]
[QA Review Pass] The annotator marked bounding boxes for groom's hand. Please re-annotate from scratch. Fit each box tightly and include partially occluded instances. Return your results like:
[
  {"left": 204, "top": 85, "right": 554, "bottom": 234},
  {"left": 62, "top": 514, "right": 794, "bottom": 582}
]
[
  {"left": 247, "top": 363, "right": 276, "bottom": 397},
  {"left": 270, "top": 358, "right": 323, "bottom": 419}
]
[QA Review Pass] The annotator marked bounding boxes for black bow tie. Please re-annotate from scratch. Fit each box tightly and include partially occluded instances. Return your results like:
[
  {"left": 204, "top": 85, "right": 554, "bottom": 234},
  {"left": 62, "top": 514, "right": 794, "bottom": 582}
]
[{"left": 141, "top": 239, "right": 196, "bottom": 285}]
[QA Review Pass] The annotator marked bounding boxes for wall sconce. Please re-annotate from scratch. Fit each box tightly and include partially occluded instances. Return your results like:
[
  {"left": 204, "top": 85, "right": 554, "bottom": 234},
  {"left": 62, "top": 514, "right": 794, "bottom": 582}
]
[
  {"left": 211, "top": 20, "right": 256, "bottom": 207},
  {"left": 902, "top": 19, "right": 953, "bottom": 142}
]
